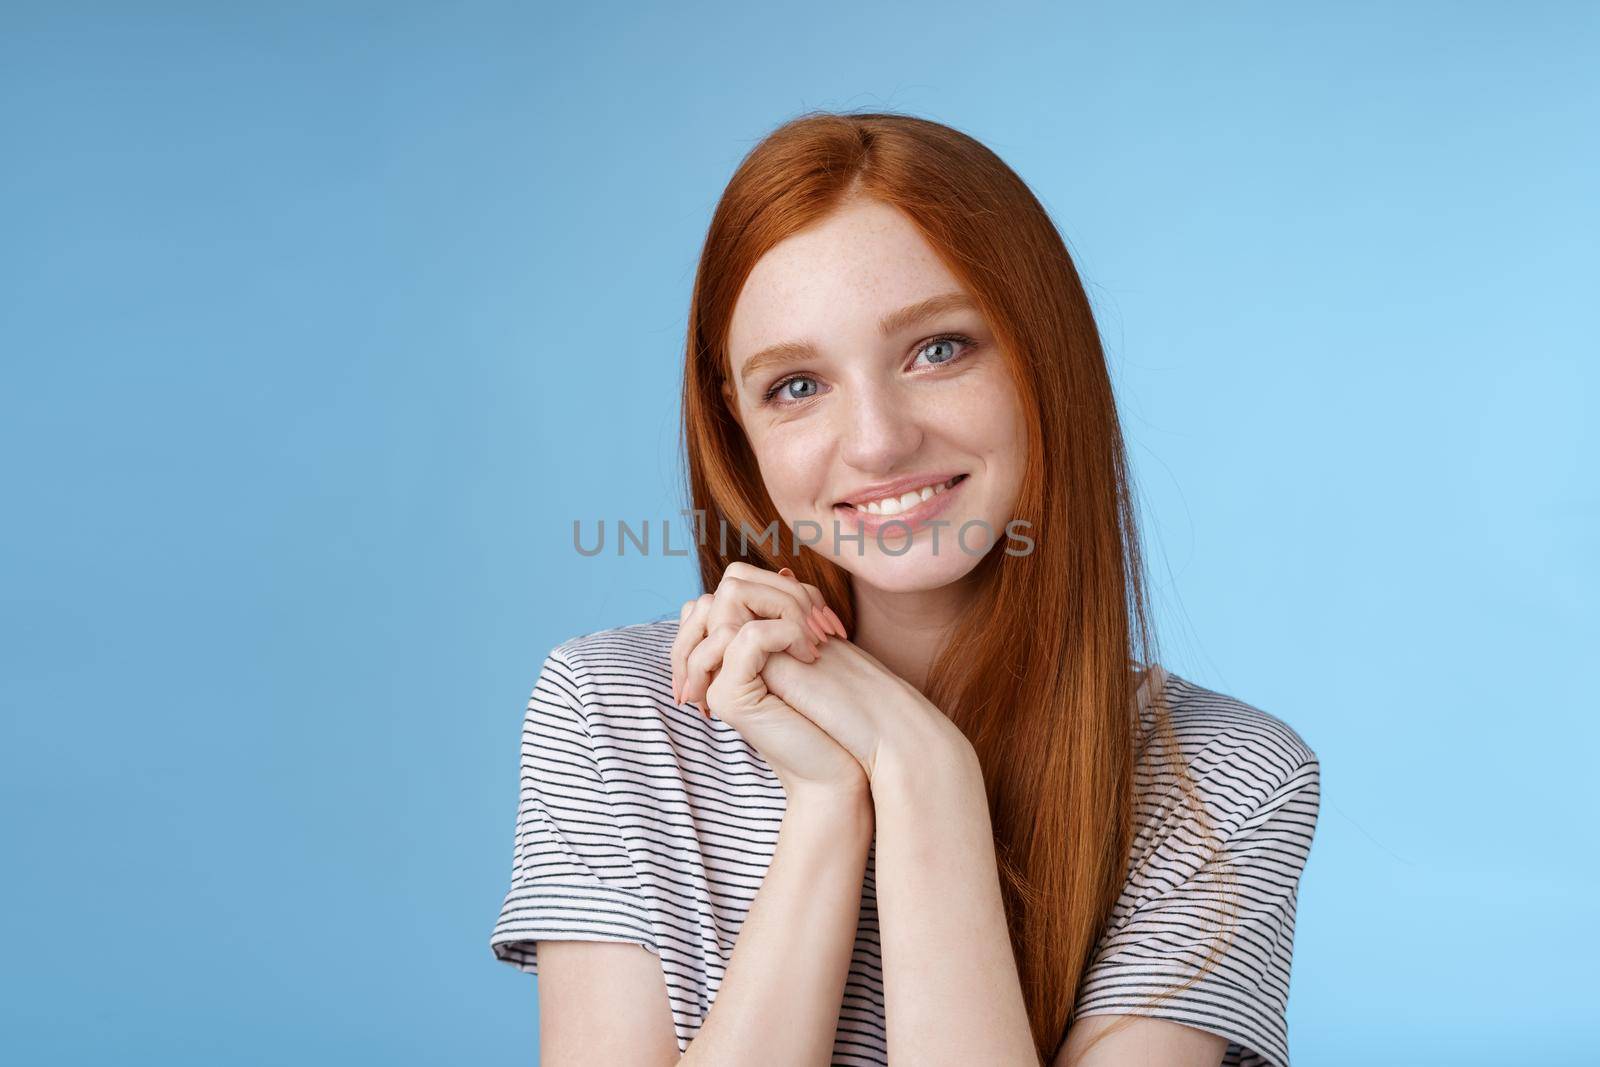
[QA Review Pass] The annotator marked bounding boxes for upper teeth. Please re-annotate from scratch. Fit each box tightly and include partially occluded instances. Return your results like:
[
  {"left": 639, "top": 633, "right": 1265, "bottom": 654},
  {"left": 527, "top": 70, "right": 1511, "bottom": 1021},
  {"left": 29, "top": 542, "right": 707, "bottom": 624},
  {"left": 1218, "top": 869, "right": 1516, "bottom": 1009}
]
[{"left": 850, "top": 476, "right": 959, "bottom": 515}]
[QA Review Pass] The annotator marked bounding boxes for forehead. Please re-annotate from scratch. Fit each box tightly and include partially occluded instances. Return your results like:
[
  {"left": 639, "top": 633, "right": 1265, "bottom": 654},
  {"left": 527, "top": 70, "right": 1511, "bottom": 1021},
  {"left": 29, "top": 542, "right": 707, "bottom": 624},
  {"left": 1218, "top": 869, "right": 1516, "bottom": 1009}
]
[{"left": 726, "top": 198, "right": 967, "bottom": 363}]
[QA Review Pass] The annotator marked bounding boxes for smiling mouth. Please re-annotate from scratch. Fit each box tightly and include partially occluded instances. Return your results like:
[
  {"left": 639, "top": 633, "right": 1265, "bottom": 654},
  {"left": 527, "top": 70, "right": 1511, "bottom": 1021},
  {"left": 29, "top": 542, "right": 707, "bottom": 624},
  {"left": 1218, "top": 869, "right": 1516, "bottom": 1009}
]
[{"left": 835, "top": 473, "right": 969, "bottom": 516}]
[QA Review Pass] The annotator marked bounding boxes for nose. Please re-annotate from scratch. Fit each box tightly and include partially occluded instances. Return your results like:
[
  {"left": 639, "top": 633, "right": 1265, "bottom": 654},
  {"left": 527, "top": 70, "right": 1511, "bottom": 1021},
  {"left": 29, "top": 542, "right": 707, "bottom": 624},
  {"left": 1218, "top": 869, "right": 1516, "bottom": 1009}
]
[{"left": 834, "top": 377, "right": 924, "bottom": 473}]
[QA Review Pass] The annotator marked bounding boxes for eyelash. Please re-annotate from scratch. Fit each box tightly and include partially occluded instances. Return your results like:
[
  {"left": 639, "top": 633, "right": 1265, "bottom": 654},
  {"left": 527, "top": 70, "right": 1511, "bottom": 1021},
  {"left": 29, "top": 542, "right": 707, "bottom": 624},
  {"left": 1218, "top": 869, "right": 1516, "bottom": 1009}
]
[{"left": 760, "top": 333, "right": 980, "bottom": 407}]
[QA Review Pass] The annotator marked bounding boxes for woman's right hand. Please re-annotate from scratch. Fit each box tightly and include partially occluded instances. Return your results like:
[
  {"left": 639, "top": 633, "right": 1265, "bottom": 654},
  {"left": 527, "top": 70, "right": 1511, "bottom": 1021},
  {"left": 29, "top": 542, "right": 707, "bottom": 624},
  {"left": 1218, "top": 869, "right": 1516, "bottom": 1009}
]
[{"left": 669, "top": 563, "right": 861, "bottom": 800}]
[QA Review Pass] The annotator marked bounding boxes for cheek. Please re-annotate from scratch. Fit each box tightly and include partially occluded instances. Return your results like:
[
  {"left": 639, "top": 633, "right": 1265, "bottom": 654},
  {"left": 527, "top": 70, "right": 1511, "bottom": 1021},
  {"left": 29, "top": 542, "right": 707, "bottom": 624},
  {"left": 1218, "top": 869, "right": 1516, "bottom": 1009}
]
[
  {"left": 748, "top": 425, "right": 831, "bottom": 508},
  {"left": 934, "top": 370, "right": 1028, "bottom": 521},
  {"left": 934, "top": 365, "right": 1026, "bottom": 459}
]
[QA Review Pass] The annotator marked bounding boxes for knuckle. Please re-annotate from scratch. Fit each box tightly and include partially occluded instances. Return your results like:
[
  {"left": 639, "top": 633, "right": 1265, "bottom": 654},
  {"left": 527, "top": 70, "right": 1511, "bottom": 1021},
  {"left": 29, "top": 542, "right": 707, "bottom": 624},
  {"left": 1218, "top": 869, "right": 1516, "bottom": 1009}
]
[{"left": 743, "top": 618, "right": 777, "bottom": 639}]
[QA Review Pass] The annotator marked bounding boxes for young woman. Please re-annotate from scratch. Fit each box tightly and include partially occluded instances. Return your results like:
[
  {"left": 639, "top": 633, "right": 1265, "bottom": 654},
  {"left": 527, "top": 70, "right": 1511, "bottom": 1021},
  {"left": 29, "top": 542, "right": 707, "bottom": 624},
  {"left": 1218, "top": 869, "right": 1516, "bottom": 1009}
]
[{"left": 490, "top": 112, "right": 1321, "bottom": 1067}]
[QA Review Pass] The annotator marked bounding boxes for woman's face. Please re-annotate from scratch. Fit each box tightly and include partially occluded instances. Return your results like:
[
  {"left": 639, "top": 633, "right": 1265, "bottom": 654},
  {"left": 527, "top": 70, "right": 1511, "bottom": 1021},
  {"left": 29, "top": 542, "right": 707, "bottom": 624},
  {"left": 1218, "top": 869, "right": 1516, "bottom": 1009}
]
[{"left": 723, "top": 196, "right": 1029, "bottom": 594}]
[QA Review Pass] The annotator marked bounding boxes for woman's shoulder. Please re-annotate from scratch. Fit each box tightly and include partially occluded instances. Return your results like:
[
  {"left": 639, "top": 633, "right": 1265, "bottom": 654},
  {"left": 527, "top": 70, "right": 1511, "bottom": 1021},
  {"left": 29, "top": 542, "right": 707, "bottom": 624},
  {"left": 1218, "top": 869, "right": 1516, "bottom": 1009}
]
[
  {"left": 545, "top": 612, "right": 680, "bottom": 672},
  {"left": 534, "top": 613, "right": 681, "bottom": 710},
  {"left": 1139, "top": 664, "right": 1321, "bottom": 812}
]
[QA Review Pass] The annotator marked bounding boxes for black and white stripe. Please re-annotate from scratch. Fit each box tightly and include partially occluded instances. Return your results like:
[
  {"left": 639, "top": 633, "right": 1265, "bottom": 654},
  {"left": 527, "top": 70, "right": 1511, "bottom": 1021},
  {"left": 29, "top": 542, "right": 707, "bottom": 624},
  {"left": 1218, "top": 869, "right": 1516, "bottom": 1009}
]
[{"left": 490, "top": 617, "right": 1320, "bottom": 1067}]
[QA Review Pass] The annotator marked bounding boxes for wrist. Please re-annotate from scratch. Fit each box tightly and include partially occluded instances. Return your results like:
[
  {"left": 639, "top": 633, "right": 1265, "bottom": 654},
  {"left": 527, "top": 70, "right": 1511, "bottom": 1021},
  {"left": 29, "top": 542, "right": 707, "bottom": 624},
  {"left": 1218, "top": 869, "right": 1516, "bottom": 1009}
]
[
  {"left": 783, "top": 781, "right": 875, "bottom": 835},
  {"left": 873, "top": 723, "right": 980, "bottom": 806}
]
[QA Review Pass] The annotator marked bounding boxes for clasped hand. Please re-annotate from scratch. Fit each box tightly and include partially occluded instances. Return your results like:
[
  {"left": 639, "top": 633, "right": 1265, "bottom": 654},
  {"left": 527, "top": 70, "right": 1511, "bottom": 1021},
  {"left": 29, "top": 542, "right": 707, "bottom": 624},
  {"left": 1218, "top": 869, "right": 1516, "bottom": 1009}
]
[{"left": 668, "top": 562, "right": 968, "bottom": 801}]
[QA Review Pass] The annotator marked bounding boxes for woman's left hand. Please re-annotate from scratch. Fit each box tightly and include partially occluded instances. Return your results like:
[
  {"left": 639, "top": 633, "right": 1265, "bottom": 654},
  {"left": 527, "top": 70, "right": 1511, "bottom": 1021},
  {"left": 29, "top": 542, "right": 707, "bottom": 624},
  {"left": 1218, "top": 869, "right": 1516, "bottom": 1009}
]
[{"left": 757, "top": 633, "right": 975, "bottom": 786}]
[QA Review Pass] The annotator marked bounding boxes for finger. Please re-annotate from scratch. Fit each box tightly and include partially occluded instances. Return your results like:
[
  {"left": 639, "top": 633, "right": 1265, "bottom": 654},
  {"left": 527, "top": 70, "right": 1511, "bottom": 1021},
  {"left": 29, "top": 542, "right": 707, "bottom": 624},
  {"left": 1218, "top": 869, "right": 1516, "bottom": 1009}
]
[
  {"left": 668, "top": 599, "right": 692, "bottom": 702},
  {"left": 670, "top": 595, "right": 706, "bottom": 699},
  {"left": 684, "top": 616, "right": 816, "bottom": 705},
  {"left": 710, "top": 575, "right": 828, "bottom": 646},
  {"left": 670, "top": 593, "right": 715, "bottom": 703},
  {"left": 706, "top": 617, "right": 816, "bottom": 718},
  {"left": 766, "top": 564, "right": 844, "bottom": 639},
  {"left": 683, "top": 623, "right": 740, "bottom": 706},
  {"left": 795, "top": 582, "right": 844, "bottom": 639},
  {"left": 820, "top": 604, "right": 847, "bottom": 639},
  {"left": 681, "top": 575, "right": 821, "bottom": 709},
  {"left": 781, "top": 571, "right": 825, "bottom": 611},
  {"left": 728, "top": 560, "right": 827, "bottom": 616}
]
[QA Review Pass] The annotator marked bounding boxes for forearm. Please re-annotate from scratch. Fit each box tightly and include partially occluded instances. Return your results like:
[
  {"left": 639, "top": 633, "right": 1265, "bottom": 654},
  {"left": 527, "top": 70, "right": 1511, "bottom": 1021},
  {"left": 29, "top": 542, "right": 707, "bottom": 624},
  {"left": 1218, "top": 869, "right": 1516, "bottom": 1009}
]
[
  {"left": 872, "top": 738, "right": 1041, "bottom": 1065},
  {"left": 680, "top": 785, "right": 874, "bottom": 1066}
]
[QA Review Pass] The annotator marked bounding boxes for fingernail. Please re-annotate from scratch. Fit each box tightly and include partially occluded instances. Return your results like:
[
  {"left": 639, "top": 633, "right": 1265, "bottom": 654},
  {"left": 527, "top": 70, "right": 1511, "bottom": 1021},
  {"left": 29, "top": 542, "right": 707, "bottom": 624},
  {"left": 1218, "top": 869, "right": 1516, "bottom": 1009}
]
[
  {"left": 809, "top": 605, "right": 830, "bottom": 642},
  {"left": 779, "top": 566, "right": 795, "bottom": 577},
  {"left": 823, "top": 606, "right": 847, "bottom": 638}
]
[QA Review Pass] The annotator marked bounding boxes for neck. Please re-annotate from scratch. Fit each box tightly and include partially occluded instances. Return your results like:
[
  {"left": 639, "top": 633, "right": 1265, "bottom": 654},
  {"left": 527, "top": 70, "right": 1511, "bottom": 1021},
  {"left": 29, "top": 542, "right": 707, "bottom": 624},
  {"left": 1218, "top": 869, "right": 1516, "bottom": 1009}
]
[{"left": 847, "top": 573, "right": 979, "bottom": 693}]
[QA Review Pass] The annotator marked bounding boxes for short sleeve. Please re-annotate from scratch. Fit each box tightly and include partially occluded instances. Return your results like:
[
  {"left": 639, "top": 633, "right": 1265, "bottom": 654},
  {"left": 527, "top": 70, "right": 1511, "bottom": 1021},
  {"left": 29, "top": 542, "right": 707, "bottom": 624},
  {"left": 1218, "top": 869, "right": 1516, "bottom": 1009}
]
[
  {"left": 488, "top": 648, "right": 658, "bottom": 974},
  {"left": 1068, "top": 755, "right": 1322, "bottom": 1067}
]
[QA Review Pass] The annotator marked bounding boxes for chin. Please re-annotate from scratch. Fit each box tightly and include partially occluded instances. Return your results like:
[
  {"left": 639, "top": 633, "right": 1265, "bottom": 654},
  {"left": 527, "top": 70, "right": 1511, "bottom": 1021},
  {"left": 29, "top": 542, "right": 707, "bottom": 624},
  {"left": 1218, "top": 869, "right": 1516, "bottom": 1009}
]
[{"left": 839, "top": 545, "right": 983, "bottom": 594}]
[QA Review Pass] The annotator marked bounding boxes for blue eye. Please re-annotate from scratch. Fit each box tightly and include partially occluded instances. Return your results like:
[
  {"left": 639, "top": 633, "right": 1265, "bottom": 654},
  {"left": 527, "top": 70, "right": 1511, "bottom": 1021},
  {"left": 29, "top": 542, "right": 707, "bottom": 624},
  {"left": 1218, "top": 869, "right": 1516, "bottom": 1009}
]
[
  {"left": 911, "top": 333, "right": 978, "bottom": 368},
  {"left": 760, "top": 332, "right": 979, "bottom": 407},
  {"left": 765, "top": 377, "right": 820, "bottom": 404}
]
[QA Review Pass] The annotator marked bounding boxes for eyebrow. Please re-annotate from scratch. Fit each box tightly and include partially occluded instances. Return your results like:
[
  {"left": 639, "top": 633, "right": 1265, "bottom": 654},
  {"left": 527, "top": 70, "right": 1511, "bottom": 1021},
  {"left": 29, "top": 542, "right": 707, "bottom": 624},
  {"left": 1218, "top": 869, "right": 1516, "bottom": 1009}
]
[{"left": 736, "top": 291, "right": 978, "bottom": 388}]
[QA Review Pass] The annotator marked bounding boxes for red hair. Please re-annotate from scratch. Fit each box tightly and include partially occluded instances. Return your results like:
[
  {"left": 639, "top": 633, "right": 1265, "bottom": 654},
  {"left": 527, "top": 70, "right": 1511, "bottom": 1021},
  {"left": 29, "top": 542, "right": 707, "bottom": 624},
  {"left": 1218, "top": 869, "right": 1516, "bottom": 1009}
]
[{"left": 679, "top": 110, "right": 1229, "bottom": 1062}]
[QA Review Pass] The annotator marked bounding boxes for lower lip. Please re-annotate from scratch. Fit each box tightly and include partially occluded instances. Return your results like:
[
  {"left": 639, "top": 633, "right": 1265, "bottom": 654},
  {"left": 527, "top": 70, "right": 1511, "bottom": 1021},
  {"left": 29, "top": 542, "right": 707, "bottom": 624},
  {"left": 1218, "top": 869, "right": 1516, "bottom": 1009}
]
[{"left": 833, "top": 475, "right": 968, "bottom": 538}]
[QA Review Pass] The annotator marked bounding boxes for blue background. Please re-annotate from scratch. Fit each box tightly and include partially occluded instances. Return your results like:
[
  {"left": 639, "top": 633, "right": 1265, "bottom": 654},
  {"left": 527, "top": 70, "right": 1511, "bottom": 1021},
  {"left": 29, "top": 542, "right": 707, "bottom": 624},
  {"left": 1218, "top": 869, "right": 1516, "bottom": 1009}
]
[{"left": 3, "top": 2, "right": 1594, "bottom": 1063}]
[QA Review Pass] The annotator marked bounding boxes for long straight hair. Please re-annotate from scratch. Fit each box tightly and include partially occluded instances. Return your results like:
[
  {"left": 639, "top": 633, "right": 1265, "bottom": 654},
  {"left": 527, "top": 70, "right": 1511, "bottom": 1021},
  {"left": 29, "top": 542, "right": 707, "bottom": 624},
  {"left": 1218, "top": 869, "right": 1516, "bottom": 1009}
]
[{"left": 679, "top": 111, "right": 1231, "bottom": 1062}]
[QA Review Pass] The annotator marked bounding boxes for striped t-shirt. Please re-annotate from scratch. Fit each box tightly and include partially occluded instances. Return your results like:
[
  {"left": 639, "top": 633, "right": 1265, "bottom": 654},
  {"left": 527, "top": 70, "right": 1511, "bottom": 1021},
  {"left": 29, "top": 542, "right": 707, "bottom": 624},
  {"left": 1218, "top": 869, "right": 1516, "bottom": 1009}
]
[{"left": 490, "top": 617, "right": 1321, "bottom": 1067}]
